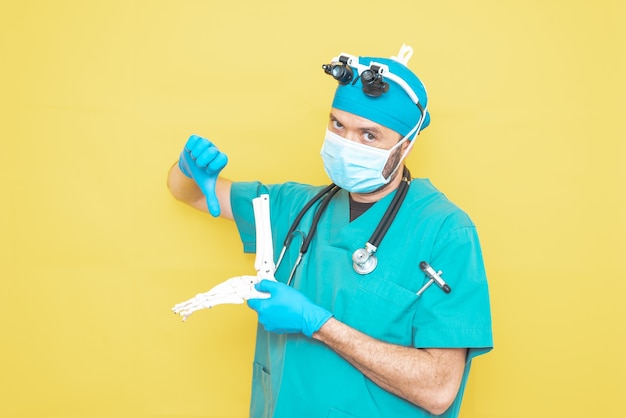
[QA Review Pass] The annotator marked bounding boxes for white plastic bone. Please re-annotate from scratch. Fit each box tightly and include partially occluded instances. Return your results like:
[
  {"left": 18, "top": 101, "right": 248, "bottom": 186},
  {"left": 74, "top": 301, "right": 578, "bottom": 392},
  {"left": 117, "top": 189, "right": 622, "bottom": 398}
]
[
  {"left": 253, "top": 194, "right": 275, "bottom": 280},
  {"left": 171, "top": 194, "right": 276, "bottom": 321},
  {"left": 171, "top": 275, "right": 270, "bottom": 321}
]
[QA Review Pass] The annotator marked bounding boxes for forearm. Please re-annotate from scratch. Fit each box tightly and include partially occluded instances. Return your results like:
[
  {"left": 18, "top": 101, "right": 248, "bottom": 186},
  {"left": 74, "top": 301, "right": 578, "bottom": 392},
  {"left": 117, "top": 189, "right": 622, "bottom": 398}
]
[
  {"left": 167, "top": 162, "right": 203, "bottom": 204},
  {"left": 313, "top": 318, "right": 466, "bottom": 415}
]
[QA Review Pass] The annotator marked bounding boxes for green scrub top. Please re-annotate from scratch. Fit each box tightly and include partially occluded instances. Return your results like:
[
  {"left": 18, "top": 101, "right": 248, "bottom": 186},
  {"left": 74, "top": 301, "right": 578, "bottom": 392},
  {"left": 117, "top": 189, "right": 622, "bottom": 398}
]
[{"left": 230, "top": 179, "right": 493, "bottom": 418}]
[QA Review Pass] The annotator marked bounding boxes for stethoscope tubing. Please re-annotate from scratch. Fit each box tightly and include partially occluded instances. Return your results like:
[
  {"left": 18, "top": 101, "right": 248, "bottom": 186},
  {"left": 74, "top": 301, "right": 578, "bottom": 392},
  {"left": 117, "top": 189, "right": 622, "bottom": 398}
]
[
  {"left": 366, "top": 167, "right": 411, "bottom": 250},
  {"left": 275, "top": 184, "right": 338, "bottom": 270},
  {"left": 285, "top": 186, "right": 341, "bottom": 285},
  {"left": 299, "top": 186, "right": 341, "bottom": 255},
  {"left": 277, "top": 167, "right": 411, "bottom": 283}
]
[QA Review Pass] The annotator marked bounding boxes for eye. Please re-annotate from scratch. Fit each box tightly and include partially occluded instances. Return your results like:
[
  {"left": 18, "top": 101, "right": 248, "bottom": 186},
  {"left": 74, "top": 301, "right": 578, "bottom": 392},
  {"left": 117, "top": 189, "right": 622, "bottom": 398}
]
[
  {"left": 331, "top": 119, "right": 344, "bottom": 130},
  {"left": 361, "top": 131, "right": 377, "bottom": 143}
]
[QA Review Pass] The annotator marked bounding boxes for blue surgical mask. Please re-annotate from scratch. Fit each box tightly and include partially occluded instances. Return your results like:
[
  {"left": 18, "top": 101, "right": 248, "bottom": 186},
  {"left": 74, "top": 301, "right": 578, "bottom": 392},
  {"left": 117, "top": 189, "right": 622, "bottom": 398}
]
[{"left": 320, "top": 129, "right": 410, "bottom": 193}]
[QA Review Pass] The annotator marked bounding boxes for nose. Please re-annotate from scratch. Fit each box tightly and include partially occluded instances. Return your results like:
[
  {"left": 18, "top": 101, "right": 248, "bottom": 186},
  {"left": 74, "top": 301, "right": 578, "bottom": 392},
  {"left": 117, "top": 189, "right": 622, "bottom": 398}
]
[{"left": 342, "top": 129, "right": 361, "bottom": 144}]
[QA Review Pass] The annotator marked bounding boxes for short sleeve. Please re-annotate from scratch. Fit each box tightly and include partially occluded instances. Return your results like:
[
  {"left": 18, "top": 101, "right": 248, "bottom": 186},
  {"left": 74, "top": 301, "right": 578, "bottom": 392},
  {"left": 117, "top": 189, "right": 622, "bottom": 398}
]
[
  {"left": 230, "top": 181, "right": 264, "bottom": 253},
  {"left": 229, "top": 181, "right": 327, "bottom": 255},
  {"left": 412, "top": 212, "right": 493, "bottom": 361}
]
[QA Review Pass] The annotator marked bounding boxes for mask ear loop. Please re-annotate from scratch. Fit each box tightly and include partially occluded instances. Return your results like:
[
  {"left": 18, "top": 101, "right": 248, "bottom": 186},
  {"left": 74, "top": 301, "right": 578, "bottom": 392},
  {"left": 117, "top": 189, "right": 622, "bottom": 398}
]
[{"left": 382, "top": 104, "right": 427, "bottom": 180}]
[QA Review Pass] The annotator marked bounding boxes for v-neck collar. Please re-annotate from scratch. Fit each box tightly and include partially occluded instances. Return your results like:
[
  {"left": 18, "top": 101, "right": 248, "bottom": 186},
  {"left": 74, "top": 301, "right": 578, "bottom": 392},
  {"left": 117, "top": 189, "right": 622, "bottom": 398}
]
[
  {"left": 325, "top": 189, "right": 399, "bottom": 250},
  {"left": 349, "top": 195, "right": 375, "bottom": 221}
]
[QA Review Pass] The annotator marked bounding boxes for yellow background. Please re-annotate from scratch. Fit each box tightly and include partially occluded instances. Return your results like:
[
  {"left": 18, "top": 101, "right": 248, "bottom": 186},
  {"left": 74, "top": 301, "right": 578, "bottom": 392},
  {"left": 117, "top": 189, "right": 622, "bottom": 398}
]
[{"left": 1, "top": 0, "right": 625, "bottom": 417}]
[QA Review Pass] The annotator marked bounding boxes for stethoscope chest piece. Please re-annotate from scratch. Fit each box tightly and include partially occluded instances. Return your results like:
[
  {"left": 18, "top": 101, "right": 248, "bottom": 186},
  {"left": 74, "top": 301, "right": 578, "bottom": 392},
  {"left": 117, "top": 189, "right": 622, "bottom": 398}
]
[
  {"left": 350, "top": 167, "right": 412, "bottom": 276},
  {"left": 352, "top": 244, "right": 378, "bottom": 275}
]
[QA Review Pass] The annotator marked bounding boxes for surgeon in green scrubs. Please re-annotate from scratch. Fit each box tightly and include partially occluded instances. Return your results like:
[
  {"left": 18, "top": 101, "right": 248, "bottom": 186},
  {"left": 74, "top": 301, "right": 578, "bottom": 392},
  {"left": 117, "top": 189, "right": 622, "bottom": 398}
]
[{"left": 167, "top": 45, "right": 493, "bottom": 417}]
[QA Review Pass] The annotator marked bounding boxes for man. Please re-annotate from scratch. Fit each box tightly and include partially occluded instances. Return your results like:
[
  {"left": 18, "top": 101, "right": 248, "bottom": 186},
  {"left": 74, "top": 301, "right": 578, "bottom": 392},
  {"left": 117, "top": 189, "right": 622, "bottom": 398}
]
[{"left": 167, "top": 45, "right": 493, "bottom": 417}]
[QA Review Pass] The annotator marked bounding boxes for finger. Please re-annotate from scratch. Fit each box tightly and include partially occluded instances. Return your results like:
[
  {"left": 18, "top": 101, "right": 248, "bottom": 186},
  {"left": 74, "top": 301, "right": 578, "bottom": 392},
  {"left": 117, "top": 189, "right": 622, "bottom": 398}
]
[
  {"left": 255, "top": 279, "right": 279, "bottom": 293},
  {"left": 206, "top": 192, "right": 221, "bottom": 217},
  {"left": 185, "top": 134, "right": 202, "bottom": 151},
  {"left": 208, "top": 152, "right": 228, "bottom": 172},
  {"left": 196, "top": 146, "right": 219, "bottom": 168},
  {"left": 189, "top": 141, "right": 210, "bottom": 161},
  {"left": 247, "top": 298, "right": 263, "bottom": 311},
  {"left": 195, "top": 172, "right": 220, "bottom": 217}
]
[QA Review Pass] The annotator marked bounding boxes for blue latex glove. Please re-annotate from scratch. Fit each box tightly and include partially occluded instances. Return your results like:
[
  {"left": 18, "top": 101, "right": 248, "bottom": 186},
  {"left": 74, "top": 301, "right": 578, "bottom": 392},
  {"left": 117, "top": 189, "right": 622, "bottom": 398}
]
[
  {"left": 247, "top": 280, "right": 333, "bottom": 338},
  {"left": 178, "top": 135, "right": 228, "bottom": 217}
]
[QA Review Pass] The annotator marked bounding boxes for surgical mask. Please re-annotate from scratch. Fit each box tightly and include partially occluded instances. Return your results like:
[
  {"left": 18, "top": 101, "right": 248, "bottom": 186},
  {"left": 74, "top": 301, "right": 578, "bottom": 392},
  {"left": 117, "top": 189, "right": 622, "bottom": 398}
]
[{"left": 320, "top": 129, "right": 410, "bottom": 193}]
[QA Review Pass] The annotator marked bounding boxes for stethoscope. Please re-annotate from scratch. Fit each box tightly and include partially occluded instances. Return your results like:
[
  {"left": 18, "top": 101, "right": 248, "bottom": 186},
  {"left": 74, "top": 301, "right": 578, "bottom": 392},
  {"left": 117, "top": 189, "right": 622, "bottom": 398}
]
[{"left": 275, "top": 167, "right": 412, "bottom": 285}]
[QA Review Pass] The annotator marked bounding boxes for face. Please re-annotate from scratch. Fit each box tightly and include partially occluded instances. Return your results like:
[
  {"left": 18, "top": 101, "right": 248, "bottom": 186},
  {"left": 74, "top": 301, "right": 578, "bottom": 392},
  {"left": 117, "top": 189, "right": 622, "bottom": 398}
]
[{"left": 328, "top": 108, "right": 408, "bottom": 180}]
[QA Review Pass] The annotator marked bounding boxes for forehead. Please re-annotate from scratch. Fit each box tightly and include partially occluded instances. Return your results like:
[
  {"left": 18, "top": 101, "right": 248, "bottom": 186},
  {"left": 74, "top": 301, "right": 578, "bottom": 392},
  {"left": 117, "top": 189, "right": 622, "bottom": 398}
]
[{"left": 330, "top": 108, "right": 402, "bottom": 138}]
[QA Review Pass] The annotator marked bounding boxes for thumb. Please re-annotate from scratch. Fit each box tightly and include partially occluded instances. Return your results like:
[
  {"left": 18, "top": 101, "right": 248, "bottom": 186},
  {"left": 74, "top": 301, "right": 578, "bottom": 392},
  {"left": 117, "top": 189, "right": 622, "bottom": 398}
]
[
  {"left": 255, "top": 279, "right": 278, "bottom": 293},
  {"left": 202, "top": 152, "right": 228, "bottom": 217},
  {"left": 198, "top": 176, "right": 221, "bottom": 217}
]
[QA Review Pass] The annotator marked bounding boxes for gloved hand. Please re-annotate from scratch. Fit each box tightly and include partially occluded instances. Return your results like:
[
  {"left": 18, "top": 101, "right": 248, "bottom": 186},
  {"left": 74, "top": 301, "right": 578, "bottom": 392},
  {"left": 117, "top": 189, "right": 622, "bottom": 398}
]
[
  {"left": 178, "top": 135, "right": 228, "bottom": 217},
  {"left": 247, "top": 280, "right": 333, "bottom": 338}
]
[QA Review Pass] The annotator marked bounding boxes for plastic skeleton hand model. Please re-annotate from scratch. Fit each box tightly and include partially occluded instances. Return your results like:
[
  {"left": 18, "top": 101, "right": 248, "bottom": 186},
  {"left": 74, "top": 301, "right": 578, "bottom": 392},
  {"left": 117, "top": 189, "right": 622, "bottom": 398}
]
[{"left": 171, "top": 194, "right": 276, "bottom": 321}]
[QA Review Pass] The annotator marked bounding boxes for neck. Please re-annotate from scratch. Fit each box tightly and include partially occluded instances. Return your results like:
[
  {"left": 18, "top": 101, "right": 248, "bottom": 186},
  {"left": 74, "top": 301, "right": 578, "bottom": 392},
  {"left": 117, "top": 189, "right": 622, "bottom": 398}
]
[{"left": 350, "top": 165, "right": 406, "bottom": 204}]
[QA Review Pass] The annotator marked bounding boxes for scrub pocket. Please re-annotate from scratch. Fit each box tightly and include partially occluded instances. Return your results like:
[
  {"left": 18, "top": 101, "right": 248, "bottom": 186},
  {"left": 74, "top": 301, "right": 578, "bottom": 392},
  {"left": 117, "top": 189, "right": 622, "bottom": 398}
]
[
  {"left": 250, "top": 361, "right": 272, "bottom": 418},
  {"left": 343, "top": 277, "right": 419, "bottom": 346}
]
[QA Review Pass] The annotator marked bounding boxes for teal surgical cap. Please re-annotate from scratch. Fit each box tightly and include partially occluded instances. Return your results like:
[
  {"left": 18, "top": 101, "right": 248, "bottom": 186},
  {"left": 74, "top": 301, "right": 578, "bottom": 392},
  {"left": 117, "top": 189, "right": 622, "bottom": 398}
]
[{"left": 330, "top": 47, "right": 430, "bottom": 139}]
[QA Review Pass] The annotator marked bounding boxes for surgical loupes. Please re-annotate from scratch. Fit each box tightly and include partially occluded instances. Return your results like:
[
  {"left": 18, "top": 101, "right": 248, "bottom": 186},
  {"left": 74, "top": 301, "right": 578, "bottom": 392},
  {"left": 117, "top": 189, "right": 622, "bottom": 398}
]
[{"left": 171, "top": 194, "right": 276, "bottom": 321}]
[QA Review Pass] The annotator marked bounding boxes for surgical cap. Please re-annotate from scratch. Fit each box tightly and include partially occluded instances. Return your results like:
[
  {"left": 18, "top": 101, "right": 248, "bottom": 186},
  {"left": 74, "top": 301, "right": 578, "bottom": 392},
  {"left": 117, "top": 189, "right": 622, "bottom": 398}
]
[{"left": 331, "top": 56, "right": 430, "bottom": 138}]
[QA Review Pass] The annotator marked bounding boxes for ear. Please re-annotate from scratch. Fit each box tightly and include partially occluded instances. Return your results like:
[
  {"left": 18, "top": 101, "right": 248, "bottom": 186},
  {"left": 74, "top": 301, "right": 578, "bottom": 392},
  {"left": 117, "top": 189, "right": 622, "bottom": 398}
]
[{"left": 402, "top": 137, "right": 416, "bottom": 155}]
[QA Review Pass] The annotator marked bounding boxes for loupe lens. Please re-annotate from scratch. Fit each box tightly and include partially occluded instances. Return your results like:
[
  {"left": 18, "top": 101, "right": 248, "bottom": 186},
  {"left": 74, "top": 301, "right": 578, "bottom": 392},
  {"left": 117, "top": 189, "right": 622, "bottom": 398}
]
[
  {"left": 361, "top": 69, "right": 388, "bottom": 97},
  {"left": 361, "top": 69, "right": 375, "bottom": 84},
  {"left": 331, "top": 65, "right": 353, "bottom": 84}
]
